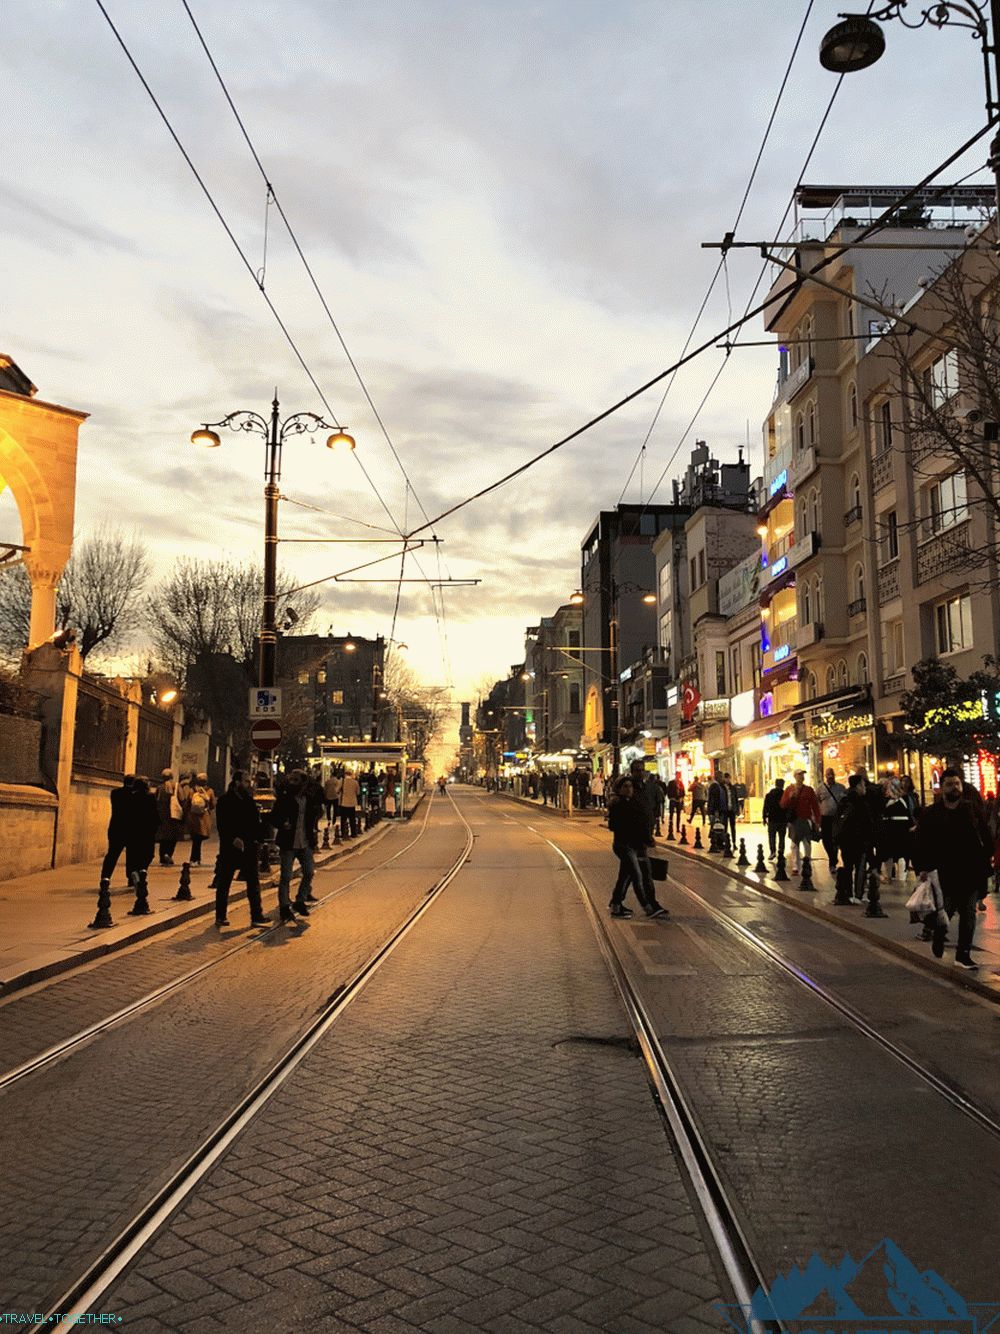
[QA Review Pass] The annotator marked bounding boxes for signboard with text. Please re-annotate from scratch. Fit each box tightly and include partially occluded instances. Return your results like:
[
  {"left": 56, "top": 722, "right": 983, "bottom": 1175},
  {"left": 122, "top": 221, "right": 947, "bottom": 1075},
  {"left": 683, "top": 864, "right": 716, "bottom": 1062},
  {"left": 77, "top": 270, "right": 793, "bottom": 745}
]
[{"left": 249, "top": 687, "right": 283, "bottom": 718}]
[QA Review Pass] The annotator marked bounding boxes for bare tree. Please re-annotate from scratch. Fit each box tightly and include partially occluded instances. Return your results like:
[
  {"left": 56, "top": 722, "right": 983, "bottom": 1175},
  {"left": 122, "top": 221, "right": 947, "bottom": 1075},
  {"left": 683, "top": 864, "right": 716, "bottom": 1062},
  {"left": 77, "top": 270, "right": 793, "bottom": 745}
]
[{"left": 0, "top": 529, "right": 150, "bottom": 661}]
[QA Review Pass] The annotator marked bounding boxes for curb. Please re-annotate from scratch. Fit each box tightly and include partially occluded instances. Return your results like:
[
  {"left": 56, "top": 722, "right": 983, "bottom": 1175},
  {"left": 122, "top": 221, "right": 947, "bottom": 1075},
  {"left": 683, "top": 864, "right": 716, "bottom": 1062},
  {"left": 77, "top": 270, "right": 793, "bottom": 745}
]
[
  {"left": 668, "top": 841, "right": 1000, "bottom": 1007},
  {"left": 0, "top": 819, "right": 395, "bottom": 999}
]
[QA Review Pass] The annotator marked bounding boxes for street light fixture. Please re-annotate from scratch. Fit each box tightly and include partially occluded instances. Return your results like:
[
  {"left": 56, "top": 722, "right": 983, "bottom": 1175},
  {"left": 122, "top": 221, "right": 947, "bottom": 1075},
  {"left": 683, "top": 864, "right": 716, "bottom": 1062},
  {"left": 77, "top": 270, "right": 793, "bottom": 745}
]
[{"left": 819, "top": 2, "right": 1000, "bottom": 218}]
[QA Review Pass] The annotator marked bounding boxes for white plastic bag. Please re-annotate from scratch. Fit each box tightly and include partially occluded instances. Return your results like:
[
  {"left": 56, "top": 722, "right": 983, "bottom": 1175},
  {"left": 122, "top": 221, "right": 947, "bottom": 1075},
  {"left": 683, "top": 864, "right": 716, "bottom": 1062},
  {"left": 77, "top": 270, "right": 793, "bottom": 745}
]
[{"left": 905, "top": 878, "right": 936, "bottom": 915}]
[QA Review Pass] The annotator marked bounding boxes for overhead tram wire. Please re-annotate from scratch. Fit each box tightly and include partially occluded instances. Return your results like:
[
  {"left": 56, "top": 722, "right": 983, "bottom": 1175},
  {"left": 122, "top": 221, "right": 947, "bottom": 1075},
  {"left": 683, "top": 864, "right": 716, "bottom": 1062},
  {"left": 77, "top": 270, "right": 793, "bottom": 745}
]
[
  {"left": 406, "top": 117, "right": 997, "bottom": 541},
  {"left": 178, "top": 0, "right": 456, "bottom": 677},
  {"left": 615, "top": 0, "right": 816, "bottom": 507}
]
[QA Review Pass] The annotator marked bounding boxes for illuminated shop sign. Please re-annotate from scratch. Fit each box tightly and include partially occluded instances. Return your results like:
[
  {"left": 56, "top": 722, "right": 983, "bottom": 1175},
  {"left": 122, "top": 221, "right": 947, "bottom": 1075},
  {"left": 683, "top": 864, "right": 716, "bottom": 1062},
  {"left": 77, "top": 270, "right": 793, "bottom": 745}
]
[
  {"left": 768, "top": 468, "right": 788, "bottom": 498},
  {"left": 773, "top": 644, "right": 790, "bottom": 662},
  {"left": 807, "top": 710, "right": 874, "bottom": 741},
  {"left": 771, "top": 556, "right": 787, "bottom": 577}
]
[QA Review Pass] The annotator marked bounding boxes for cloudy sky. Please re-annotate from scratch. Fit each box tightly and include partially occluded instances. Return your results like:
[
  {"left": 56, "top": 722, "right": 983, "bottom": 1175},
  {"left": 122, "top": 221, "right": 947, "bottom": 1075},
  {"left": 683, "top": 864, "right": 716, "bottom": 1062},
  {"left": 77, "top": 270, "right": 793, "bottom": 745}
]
[{"left": 1, "top": 0, "right": 991, "bottom": 720}]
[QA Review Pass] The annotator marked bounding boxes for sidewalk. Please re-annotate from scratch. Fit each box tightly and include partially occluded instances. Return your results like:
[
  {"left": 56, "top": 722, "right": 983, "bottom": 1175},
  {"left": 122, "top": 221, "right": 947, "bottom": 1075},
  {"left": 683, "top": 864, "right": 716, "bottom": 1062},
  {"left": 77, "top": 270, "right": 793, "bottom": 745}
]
[{"left": 0, "top": 810, "right": 413, "bottom": 997}]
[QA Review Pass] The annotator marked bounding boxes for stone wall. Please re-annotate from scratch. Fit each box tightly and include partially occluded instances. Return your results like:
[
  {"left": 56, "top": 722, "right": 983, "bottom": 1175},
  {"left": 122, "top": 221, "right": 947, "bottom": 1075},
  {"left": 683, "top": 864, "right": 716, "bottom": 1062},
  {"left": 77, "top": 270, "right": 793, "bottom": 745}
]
[
  {"left": 0, "top": 783, "right": 57, "bottom": 877},
  {"left": 0, "top": 714, "right": 44, "bottom": 785}
]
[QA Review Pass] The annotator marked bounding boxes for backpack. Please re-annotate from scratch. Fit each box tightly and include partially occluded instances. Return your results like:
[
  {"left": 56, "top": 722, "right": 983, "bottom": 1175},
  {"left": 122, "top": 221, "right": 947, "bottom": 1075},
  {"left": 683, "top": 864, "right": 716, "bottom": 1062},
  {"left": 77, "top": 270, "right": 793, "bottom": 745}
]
[{"left": 190, "top": 790, "right": 207, "bottom": 814}]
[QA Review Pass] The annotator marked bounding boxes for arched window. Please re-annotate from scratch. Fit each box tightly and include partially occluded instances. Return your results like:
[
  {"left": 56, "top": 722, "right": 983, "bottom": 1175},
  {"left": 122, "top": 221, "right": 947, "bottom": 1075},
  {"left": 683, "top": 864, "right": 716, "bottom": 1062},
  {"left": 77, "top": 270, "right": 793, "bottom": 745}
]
[
  {"left": 856, "top": 652, "right": 869, "bottom": 685},
  {"left": 850, "top": 473, "right": 862, "bottom": 512},
  {"left": 809, "top": 488, "right": 820, "bottom": 534},
  {"left": 801, "top": 579, "right": 812, "bottom": 624},
  {"left": 826, "top": 664, "right": 837, "bottom": 694},
  {"left": 804, "top": 316, "right": 814, "bottom": 360},
  {"left": 848, "top": 381, "right": 858, "bottom": 430},
  {"left": 797, "top": 497, "right": 807, "bottom": 540},
  {"left": 815, "top": 574, "right": 824, "bottom": 622},
  {"left": 795, "top": 412, "right": 805, "bottom": 453},
  {"left": 853, "top": 562, "right": 866, "bottom": 603},
  {"left": 838, "top": 658, "right": 849, "bottom": 687},
  {"left": 807, "top": 400, "right": 817, "bottom": 448}
]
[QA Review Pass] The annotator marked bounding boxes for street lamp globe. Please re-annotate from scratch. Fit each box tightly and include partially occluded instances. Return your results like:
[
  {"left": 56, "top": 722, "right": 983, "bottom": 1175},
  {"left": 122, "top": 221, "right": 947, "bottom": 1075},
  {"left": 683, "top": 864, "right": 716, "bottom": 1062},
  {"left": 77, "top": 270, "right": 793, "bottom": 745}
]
[
  {"left": 641, "top": 593, "right": 656, "bottom": 605},
  {"left": 819, "top": 16, "right": 886, "bottom": 72},
  {"left": 326, "top": 429, "right": 356, "bottom": 453},
  {"left": 191, "top": 428, "right": 222, "bottom": 448},
  {"left": 569, "top": 590, "right": 585, "bottom": 605}
]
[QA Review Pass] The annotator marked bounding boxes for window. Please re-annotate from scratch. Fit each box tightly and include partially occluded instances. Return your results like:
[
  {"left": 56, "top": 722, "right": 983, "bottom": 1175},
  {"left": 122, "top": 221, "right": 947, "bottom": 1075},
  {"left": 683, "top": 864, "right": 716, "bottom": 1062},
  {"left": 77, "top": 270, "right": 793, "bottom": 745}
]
[
  {"left": 331, "top": 689, "right": 344, "bottom": 705},
  {"left": 715, "top": 651, "right": 726, "bottom": 696},
  {"left": 935, "top": 594, "right": 973, "bottom": 654},
  {"left": 815, "top": 574, "right": 824, "bottom": 623},
  {"left": 856, "top": 652, "right": 869, "bottom": 685},
  {"left": 875, "top": 399, "right": 892, "bottom": 454},
  {"left": 569, "top": 683, "right": 581, "bottom": 714},
  {"left": 317, "top": 669, "right": 327, "bottom": 685},
  {"left": 850, "top": 473, "right": 862, "bottom": 512},
  {"left": 848, "top": 381, "right": 858, "bottom": 430},
  {"left": 797, "top": 497, "right": 807, "bottom": 540},
  {"left": 838, "top": 658, "right": 849, "bottom": 687},
  {"left": 698, "top": 549, "right": 706, "bottom": 587},
  {"left": 925, "top": 472, "right": 968, "bottom": 536},
  {"left": 880, "top": 509, "right": 899, "bottom": 564},
  {"left": 752, "top": 643, "right": 762, "bottom": 689},
  {"left": 852, "top": 562, "right": 866, "bottom": 604},
  {"left": 883, "top": 619, "right": 905, "bottom": 674},
  {"left": 795, "top": 412, "right": 806, "bottom": 453},
  {"left": 730, "top": 645, "right": 742, "bottom": 695},
  {"left": 826, "top": 664, "right": 837, "bottom": 693},
  {"left": 801, "top": 579, "right": 813, "bottom": 625},
  {"left": 845, "top": 303, "right": 855, "bottom": 339},
  {"left": 807, "top": 400, "right": 817, "bottom": 448},
  {"left": 690, "top": 555, "right": 698, "bottom": 590},
  {"left": 809, "top": 488, "right": 820, "bottom": 535},
  {"left": 297, "top": 670, "right": 310, "bottom": 685},
  {"left": 923, "top": 348, "right": 958, "bottom": 407},
  {"left": 803, "top": 669, "right": 816, "bottom": 700}
]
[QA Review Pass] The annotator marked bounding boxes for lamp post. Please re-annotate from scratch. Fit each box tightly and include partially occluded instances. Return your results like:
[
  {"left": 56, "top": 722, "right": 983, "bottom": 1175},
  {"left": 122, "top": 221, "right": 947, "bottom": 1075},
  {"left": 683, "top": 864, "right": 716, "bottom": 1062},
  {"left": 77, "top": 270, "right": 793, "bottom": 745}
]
[
  {"left": 819, "top": 2, "right": 1000, "bottom": 222},
  {"left": 192, "top": 395, "right": 354, "bottom": 774}
]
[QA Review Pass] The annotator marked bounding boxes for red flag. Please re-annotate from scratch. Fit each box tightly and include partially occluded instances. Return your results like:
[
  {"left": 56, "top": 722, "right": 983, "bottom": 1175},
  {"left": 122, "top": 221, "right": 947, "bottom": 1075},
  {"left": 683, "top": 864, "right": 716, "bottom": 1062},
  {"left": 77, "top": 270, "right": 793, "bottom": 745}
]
[{"left": 681, "top": 684, "right": 701, "bottom": 723}]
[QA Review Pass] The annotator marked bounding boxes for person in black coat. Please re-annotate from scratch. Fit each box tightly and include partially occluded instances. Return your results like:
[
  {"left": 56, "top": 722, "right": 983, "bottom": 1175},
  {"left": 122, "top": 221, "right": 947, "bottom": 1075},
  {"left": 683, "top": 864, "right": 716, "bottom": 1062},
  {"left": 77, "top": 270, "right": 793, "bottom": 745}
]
[
  {"left": 762, "top": 778, "right": 787, "bottom": 860},
  {"left": 214, "top": 771, "right": 271, "bottom": 928},
  {"left": 607, "top": 777, "right": 669, "bottom": 919},
  {"left": 272, "top": 769, "right": 323, "bottom": 922},
  {"left": 833, "top": 774, "right": 877, "bottom": 903},
  {"left": 914, "top": 767, "right": 992, "bottom": 968},
  {"left": 99, "top": 775, "right": 158, "bottom": 888}
]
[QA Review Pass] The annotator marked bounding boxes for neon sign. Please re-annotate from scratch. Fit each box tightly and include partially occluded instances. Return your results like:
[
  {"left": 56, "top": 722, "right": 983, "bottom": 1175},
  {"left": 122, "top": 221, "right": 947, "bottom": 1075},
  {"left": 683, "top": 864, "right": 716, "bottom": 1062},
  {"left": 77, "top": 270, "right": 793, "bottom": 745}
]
[
  {"left": 768, "top": 469, "right": 788, "bottom": 498},
  {"left": 773, "top": 644, "right": 790, "bottom": 662},
  {"left": 771, "top": 556, "right": 787, "bottom": 577}
]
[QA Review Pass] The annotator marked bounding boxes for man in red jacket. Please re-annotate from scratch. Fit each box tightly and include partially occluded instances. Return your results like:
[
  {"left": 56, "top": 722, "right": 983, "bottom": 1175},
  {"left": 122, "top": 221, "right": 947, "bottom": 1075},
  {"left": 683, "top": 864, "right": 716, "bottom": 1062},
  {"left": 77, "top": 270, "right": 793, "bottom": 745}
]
[{"left": 780, "top": 769, "right": 821, "bottom": 874}]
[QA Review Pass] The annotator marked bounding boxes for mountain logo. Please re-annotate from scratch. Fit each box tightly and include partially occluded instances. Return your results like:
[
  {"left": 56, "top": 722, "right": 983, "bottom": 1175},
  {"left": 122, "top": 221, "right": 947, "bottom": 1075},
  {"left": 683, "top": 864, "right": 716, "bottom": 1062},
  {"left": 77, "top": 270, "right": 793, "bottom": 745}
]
[{"left": 719, "top": 1239, "right": 1000, "bottom": 1333}]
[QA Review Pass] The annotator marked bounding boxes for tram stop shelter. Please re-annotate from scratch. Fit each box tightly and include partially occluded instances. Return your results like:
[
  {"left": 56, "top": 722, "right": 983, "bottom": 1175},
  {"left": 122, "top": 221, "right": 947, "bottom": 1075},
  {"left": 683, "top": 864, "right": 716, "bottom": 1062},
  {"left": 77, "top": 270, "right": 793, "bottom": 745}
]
[{"left": 316, "top": 740, "right": 415, "bottom": 816}]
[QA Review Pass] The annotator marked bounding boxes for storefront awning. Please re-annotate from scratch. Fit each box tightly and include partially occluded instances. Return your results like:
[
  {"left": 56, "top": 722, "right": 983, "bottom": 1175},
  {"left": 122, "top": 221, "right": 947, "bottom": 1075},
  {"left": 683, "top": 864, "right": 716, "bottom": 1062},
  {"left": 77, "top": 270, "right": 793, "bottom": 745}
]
[{"left": 731, "top": 708, "right": 795, "bottom": 741}]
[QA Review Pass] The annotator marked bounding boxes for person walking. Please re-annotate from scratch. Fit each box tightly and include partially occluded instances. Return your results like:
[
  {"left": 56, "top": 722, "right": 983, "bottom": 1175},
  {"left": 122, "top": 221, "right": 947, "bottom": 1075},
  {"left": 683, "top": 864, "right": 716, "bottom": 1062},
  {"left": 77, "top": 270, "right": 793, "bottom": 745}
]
[
  {"left": 590, "top": 769, "right": 605, "bottom": 810},
  {"left": 607, "top": 776, "right": 669, "bottom": 919},
  {"left": 99, "top": 774, "right": 159, "bottom": 890},
  {"left": 816, "top": 768, "right": 846, "bottom": 873},
  {"left": 780, "top": 770, "right": 821, "bottom": 874},
  {"left": 762, "top": 777, "right": 788, "bottom": 862},
  {"left": 664, "top": 771, "right": 684, "bottom": 837},
  {"left": 155, "top": 769, "right": 184, "bottom": 866},
  {"left": 689, "top": 775, "right": 708, "bottom": 827},
  {"left": 878, "top": 778, "right": 912, "bottom": 881},
  {"left": 185, "top": 772, "right": 215, "bottom": 867},
  {"left": 833, "top": 774, "right": 877, "bottom": 903},
  {"left": 323, "top": 770, "right": 342, "bottom": 825},
  {"left": 914, "top": 767, "right": 992, "bottom": 968},
  {"left": 707, "top": 772, "right": 734, "bottom": 846},
  {"left": 213, "top": 771, "right": 271, "bottom": 928},
  {"left": 273, "top": 769, "right": 323, "bottom": 922},
  {"left": 339, "top": 768, "right": 361, "bottom": 838},
  {"left": 653, "top": 775, "right": 667, "bottom": 836}
]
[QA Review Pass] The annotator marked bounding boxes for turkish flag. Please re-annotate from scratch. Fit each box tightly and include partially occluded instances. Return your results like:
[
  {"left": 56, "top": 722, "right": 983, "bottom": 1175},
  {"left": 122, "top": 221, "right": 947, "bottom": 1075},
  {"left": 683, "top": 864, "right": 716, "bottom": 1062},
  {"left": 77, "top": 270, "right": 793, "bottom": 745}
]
[{"left": 681, "top": 684, "right": 701, "bottom": 722}]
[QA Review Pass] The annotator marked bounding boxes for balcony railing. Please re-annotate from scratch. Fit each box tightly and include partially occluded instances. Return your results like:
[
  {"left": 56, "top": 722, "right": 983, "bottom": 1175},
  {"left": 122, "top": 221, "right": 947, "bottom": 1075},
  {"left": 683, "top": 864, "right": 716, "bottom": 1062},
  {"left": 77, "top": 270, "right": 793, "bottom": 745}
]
[
  {"left": 844, "top": 504, "right": 863, "bottom": 527},
  {"left": 847, "top": 596, "right": 867, "bottom": 617},
  {"left": 916, "top": 522, "right": 971, "bottom": 584},
  {"left": 877, "top": 561, "right": 899, "bottom": 603},
  {"left": 872, "top": 450, "right": 893, "bottom": 493},
  {"left": 883, "top": 672, "right": 906, "bottom": 694}
]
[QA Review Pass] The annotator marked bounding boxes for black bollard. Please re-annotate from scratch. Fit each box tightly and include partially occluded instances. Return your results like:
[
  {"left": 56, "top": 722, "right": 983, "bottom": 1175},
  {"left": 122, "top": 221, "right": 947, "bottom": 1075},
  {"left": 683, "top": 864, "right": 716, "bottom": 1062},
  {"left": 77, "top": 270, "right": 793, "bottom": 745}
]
[
  {"left": 833, "top": 866, "right": 853, "bottom": 906},
  {"left": 89, "top": 878, "right": 114, "bottom": 930},
  {"left": 173, "top": 862, "right": 193, "bottom": 902},
  {"left": 679, "top": 824, "right": 688, "bottom": 846},
  {"left": 322, "top": 825, "right": 330, "bottom": 850},
  {"left": 774, "top": 849, "right": 790, "bottom": 882},
  {"left": 693, "top": 827, "right": 703, "bottom": 850},
  {"left": 334, "top": 823, "right": 342, "bottom": 844},
  {"left": 127, "top": 869, "right": 151, "bottom": 916},
  {"left": 737, "top": 838, "right": 750, "bottom": 867},
  {"left": 754, "top": 843, "right": 767, "bottom": 874},
  {"left": 799, "top": 856, "right": 816, "bottom": 892},
  {"left": 865, "top": 869, "right": 888, "bottom": 918},
  {"left": 722, "top": 831, "right": 734, "bottom": 859},
  {"left": 666, "top": 824, "right": 675, "bottom": 843}
]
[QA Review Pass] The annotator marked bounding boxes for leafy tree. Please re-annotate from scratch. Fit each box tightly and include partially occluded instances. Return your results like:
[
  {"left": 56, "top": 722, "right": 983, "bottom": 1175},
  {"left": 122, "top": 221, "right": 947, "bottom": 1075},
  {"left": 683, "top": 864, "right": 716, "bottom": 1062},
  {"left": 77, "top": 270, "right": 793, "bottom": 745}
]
[
  {"left": 0, "top": 529, "right": 150, "bottom": 661},
  {"left": 900, "top": 655, "right": 1000, "bottom": 757}
]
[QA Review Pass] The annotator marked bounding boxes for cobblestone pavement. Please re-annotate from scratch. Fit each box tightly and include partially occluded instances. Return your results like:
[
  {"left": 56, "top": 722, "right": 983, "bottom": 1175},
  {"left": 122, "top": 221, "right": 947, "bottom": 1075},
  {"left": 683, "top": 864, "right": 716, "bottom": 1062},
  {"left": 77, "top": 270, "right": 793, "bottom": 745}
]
[
  {"left": 0, "top": 818, "right": 405, "bottom": 1076},
  {"left": 98, "top": 790, "right": 728, "bottom": 1332},
  {"left": 0, "top": 801, "right": 468, "bottom": 1313},
  {"left": 505, "top": 798, "right": 1000, "bottom": 1307}
]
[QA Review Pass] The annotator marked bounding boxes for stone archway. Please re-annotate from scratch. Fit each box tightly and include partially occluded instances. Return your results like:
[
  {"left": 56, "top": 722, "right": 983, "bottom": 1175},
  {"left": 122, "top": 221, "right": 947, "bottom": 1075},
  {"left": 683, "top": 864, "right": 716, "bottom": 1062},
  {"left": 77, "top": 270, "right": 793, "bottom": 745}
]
[{"left": 0, "top": 359, "right": 87, "bottom": 648}]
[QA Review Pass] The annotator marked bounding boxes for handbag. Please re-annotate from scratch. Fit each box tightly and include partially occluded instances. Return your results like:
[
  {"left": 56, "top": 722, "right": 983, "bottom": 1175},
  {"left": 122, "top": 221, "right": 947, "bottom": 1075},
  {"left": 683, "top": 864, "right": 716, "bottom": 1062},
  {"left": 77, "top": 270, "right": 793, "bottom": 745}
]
[{"left": 649, "top": 856, "right": 668, "bottom": 882}]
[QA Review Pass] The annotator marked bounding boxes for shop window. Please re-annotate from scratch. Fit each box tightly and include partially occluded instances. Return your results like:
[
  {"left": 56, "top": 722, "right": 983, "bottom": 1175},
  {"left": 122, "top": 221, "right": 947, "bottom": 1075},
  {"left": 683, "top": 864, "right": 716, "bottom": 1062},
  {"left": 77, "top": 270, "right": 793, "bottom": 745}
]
[
  {"left": 935, "top": 593, "right": 973, "bottom": 654},
  {"left": 856, "top": 652, "right": 869, "bottom": 685},
  {"left": 924, "top": 471, "right": 968, "bottom": 537},
  {"left": 848, "top": 381, "right": 858, "bottom": 430}
]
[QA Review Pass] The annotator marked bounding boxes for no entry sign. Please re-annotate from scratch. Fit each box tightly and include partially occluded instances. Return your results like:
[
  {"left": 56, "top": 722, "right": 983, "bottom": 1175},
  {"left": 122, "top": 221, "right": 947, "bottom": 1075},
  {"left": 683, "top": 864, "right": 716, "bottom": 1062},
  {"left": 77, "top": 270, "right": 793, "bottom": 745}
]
[{"left": 250, "top": 719, "right": 283, "bottom": 752}]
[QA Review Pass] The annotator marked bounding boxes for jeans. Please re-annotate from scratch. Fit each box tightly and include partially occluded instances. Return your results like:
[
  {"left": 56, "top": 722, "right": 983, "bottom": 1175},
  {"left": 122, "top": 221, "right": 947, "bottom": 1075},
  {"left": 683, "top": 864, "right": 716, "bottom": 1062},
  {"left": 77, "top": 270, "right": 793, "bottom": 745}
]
[
  {"left": 690, "top": 799, "right": 707, "bottom": 826},
  {"left": 102, "top": 835, "right": 154, "bottom": 883},
  {"left": 279, "top": 846, "right": 315, "bottom": 908},
  {"left": 668, "top": 800, "right": 683, "bottom": 835},
  {"left": 944, "top": 887, "right": 979, "bottom": 955},
  {"left": 611, "top": 846, "right": 654, "bottom": 910},
  {"left": 767, "top": 821, "right": 786, "bottom": 858},
  {"left": 190, "top": 834, "right": 205, "bottom": 865},
  {"left": 340, "top": 806, "right": 360, "bottom": 838},
  {"left": 214, "top": 844, "right": 264, "bottom": 922},
  {"left": 158, "top": 838, "right": 178, "bottom": 863}
]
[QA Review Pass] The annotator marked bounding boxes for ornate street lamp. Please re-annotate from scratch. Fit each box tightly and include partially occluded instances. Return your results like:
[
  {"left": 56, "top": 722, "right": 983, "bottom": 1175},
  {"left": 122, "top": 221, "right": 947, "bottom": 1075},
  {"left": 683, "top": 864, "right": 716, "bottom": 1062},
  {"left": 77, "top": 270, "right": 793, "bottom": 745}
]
[{"left": 819, "top": 2, "right": 1000, "bottom": 219}]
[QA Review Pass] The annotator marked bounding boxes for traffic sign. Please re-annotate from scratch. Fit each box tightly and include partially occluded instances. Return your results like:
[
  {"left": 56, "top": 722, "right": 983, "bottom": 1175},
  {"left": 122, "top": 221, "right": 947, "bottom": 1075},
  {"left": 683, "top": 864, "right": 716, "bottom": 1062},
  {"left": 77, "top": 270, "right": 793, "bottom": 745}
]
[
  {"left": 250, "top": 719, "right": 283, "bottom": 752},
  {"left": 249, "top": 687, "right": 283, "bottom": 718}
]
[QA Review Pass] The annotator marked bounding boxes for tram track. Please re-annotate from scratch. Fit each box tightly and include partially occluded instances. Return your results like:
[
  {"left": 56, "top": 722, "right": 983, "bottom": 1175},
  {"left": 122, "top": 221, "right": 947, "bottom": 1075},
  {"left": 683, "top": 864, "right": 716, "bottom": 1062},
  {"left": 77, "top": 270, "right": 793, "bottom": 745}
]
[
  {"left": 39, "top": 788, "right": 475, "bottom": 1324},
  {"left": 0, "top": 790, "right": 442, "bottom": 1095}
]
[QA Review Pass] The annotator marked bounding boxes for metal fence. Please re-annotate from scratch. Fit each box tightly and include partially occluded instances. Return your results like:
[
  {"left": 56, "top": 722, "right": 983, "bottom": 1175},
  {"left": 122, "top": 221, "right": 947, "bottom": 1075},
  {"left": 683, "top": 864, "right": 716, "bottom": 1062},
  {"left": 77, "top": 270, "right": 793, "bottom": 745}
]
[
  {"left": 73, "top": 677, "right": 127, "bottom": 779},
  {"left": 136, "top": 704, "right": 173, "bottom": 781}
]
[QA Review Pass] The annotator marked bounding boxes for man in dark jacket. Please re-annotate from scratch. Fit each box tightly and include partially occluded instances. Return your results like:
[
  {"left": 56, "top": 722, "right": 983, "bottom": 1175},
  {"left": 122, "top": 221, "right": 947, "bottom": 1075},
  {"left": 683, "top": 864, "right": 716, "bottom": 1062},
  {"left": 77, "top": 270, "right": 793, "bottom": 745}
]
[
  {"left": 99, "top": 775, "right": 158, "bottom": 890},
  {"left": 214, "top": 771, "right": 271, "bottom": 928},
  {"left": 708, "top": 772, "right": 735, "bottom": 845},
  {"left": 914, "top": 767, "right": 992, "bottom": 968},
  {"left": 762, "top": 778, "right": 788, "bottom": 861},
  {"left": 834, "top": 774, "right": 877, "bottom": 903},
  {"left": 273, "top": 769, "right": 323, "bottom": 923},
  {"left": 665, "top": 772, "right": 685, "bottom": 837},
  {"left": 608, "top": 776, "right": 669, "bottom": 919}
]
